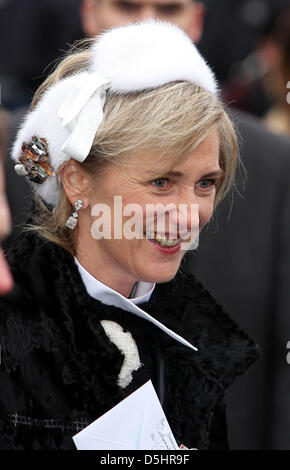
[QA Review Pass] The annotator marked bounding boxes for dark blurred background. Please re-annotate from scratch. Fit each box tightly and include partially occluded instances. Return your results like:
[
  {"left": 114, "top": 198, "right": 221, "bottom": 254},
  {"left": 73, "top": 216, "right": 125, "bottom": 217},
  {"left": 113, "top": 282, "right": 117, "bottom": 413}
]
[
  {"left": 0, "top": 0, "right": 83, "bottom": 109},
  {"left": 1, "top": 0, "right": 290, "bottom": 133},
  {"left": 200, "top": 0, "right": 290, "bottom": 133}
]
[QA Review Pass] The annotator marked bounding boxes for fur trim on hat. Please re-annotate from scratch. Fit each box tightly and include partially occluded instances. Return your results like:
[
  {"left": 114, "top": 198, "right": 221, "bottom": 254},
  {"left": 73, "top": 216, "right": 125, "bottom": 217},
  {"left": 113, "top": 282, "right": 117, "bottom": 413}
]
[
  {"left": 91, "top": 20, "right": 217, "bottom": 94},
  {"left": 11, "top": 20, "right": 218, "bottom": 207}
]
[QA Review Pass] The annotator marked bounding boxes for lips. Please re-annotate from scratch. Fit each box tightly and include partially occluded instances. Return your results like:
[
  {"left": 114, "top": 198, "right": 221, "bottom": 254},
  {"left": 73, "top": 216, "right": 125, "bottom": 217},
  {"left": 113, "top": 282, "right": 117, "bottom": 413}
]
[
  {"left": 145, "top": 232, "right": 181, "bottom": 247},
  {"left": 147, "top": 238, "right": 182, "bottom": 254}
]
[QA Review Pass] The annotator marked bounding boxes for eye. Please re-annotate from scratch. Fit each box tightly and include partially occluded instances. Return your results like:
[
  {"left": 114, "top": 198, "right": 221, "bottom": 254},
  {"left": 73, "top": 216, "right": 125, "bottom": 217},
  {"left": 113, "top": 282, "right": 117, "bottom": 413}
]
[
  {"left": 150, "top": 178, "right": 170, "bottom": 189},
  {"left": 115, "top": 1, "right": 139, "bottom": 12},
  {"left": 157, "top": 4, "right": 183, "bottom": 15},
  {"left": 196, "top": 179, "right": 216, "bottom": 190}
]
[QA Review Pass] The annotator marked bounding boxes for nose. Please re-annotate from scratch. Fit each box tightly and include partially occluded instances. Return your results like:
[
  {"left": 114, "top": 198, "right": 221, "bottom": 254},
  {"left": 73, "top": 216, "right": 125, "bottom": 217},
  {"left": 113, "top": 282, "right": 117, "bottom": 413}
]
[
  {"left": 139, "top": 7, "right": 159, "bottom": 20},
  {"left": 168, "top": 202, "right": 200, "bottom": 238}
]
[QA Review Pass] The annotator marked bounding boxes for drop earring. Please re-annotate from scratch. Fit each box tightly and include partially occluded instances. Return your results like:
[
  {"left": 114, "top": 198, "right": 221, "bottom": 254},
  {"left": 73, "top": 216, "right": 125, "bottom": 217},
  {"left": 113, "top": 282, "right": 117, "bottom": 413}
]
[{"left": 66, "top": 199, "right": 83, "bottom": 230}]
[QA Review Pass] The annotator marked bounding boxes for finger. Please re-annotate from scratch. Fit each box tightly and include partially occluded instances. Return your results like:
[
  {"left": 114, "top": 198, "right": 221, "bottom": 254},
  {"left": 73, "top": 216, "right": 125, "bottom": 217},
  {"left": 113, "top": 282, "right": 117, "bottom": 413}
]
[{"left": 0, "top": 247, "right": 13, "bottom": 294}]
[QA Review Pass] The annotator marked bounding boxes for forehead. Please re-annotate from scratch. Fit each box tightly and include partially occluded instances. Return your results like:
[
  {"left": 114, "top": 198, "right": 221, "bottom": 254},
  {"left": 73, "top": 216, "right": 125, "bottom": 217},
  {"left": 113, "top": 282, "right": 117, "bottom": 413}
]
[
  {"left": 115, "top": 130, "right": 220, "bottom": 178},
  {"left": 169, "top": 130, "right": 220, "bottom": 173}
]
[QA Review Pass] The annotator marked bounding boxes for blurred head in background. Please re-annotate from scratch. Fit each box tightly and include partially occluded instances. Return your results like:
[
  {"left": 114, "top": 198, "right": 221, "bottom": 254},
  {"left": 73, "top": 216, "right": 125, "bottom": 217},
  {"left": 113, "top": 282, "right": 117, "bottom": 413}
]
[
  {"left": 0, "top": 110, "right": 13, "bottom": 294},
  {"left": 260, "top": 5, "right": 290, "bottom": 133},
  {"left": 218, "top": 0, "right": 290, "bottom": 133},
  {"left": 81, "top": 0, "right": 204, "bottom": 42}
]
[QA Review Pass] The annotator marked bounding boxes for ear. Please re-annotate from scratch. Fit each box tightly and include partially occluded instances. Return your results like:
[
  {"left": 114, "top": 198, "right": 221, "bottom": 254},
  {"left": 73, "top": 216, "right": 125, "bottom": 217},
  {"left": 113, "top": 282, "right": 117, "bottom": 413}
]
[
  {"left": 61, "top": 159, "right": 91, "bottom": 207},
  {"left": 80, "top": 0, "right": 99, "bottom": 37},
  {"left": 189, "top": 2, "right": 205, "bottom": 44}
]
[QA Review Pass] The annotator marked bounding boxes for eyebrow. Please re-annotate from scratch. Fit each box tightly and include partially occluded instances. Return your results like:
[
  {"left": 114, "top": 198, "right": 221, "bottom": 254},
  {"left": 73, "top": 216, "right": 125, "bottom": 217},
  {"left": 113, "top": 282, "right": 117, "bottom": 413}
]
[
  {"left": 201, "top": 169, "right": 224, "bottom": 179},
  {"left": 165, "top": 169, "right": 224, "bottom": 179}
]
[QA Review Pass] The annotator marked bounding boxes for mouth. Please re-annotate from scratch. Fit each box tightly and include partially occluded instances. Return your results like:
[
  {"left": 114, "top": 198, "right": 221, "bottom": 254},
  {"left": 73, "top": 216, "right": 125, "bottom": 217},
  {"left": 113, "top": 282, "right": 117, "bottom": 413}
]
[
  {"left": 145, "top": 231, "right": 182, "bottom": 248},
  {"left": 145, "top": 232, "right": 182, "bottom": 253}
]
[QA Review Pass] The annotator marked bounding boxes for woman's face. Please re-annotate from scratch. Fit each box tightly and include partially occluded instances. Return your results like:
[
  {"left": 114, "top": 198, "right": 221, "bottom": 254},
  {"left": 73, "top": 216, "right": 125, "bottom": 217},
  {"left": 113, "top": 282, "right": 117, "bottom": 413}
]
[{"left": 76, "top": 129, "right": 222, "bottom": 295}]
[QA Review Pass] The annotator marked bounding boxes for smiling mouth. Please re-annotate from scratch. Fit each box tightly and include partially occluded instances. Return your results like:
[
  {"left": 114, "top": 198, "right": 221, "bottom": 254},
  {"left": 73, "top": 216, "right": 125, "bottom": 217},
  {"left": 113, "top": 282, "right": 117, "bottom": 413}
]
[{"left": 144, "top": 232, "right": 182, "bottom": 248}]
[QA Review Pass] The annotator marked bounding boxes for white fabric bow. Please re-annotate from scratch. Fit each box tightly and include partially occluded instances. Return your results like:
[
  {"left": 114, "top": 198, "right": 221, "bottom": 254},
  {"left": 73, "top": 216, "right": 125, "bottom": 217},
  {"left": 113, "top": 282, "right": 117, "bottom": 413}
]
[{"left": 57, "top": 72, "right": 111, "bottom": 162}]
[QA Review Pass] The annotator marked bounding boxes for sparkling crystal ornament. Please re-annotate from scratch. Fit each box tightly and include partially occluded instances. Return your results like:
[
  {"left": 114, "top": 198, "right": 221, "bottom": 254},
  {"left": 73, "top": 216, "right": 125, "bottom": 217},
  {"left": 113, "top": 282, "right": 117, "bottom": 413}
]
[
  {"left": 28, "top": 137, "right": 47, "bottom": 158},
  {"left": 66, "top": 200, "right": 83, "bottom": 230},
  {"left": 14, "top": 136, "right": 55, "bottom": 184},
  {"left": 29, "top": 165, "right": 50, "bottom": 184},
  {"left": 14, "top": 164, "right": 29, "bottom": 176},
  {"left": 66, "top": 215, "right": 78, "bottom": 230},
  {"left": 75, "top": 200, "right": 83, "bottom": 211}
]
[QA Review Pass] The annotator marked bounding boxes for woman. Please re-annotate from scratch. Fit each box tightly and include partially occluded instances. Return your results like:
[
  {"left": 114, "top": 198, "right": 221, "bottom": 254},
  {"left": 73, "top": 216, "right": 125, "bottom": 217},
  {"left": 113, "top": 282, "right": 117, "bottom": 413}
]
[{"left": 0, "top": 20, "right": 259, "bottom": 450}]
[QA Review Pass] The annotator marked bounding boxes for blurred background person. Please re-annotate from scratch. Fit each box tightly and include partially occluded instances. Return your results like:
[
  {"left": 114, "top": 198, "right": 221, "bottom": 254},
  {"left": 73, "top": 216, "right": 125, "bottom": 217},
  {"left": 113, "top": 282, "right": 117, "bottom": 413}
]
[
  {"left": 81, "top": 0, "right": 204, "bottom": 40},
  {"left": 0, "top": 0, "right": 83, "bottom": 110},
  {"left": 1, "top": 0, "right": 290, "bottom": 448},
  {"left": 0, "top": 108, "right": 13, "bottom": 294},
  {"left": 261, "top": 5, "right": 290, "bottom": 134},
  {"left": 204, "top": 0, "right": 290, "bottom": 135}
]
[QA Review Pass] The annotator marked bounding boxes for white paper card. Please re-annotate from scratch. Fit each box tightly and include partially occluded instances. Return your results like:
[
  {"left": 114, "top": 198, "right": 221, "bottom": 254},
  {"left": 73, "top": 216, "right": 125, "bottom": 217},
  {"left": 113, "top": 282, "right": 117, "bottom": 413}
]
[{"left": 73, "top": 380, "right": 179, "bottom": 450}]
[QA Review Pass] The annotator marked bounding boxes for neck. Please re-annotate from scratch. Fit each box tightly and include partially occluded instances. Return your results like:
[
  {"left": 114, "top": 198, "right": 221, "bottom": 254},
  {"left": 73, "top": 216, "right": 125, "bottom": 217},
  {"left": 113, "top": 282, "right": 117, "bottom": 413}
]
[
  {"left": 76, "top": 253, "right": 136, "bottom": 298},
  {"left": 75, "top": 233, "right": 137, "bottom": 299}
]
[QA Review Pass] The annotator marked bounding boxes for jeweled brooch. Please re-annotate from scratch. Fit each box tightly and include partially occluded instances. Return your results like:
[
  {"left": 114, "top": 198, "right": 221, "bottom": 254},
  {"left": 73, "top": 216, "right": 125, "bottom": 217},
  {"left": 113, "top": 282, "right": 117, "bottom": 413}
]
[{"left": 14, "top": 136, "right": 55, "bottom": 184}]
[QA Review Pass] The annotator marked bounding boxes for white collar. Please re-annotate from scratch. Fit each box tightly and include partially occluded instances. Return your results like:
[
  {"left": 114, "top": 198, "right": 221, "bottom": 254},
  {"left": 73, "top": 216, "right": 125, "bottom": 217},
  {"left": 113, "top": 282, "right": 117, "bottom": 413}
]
[
  {"left": 74, "top": 257, "right": 155, "bottom": 306},
  {"left": 74, "top": 257, "right": 197, "bottom": 352}
]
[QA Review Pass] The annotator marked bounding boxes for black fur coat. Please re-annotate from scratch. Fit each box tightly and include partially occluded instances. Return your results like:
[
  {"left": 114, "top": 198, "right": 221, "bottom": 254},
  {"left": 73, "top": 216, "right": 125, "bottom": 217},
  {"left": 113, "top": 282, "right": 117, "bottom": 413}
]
[{"left": 0, "top": 231, "right": 260, "bottom": 450}]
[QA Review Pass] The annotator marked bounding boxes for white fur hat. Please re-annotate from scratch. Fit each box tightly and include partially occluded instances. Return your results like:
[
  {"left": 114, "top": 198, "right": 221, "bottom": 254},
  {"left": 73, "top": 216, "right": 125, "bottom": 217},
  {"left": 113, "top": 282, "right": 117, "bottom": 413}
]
[{"left": 11, "top": 20, "right": 218, "bottom": 207}]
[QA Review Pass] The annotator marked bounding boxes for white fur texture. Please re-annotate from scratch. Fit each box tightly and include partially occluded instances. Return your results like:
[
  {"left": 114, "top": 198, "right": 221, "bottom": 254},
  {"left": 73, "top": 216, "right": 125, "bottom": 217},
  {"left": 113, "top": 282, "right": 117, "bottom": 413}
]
[
  {"left": 11, "top": 73, "right": 89, "bottom": 206},
  {"left": 11, "top": 20, "right": 218, "bottom": 206},
  {"left": 100, "top": 320, "right": 142, "bottom": 389},
  {"left": 91, "top": 20, "right": 217, "bottom": 94}
]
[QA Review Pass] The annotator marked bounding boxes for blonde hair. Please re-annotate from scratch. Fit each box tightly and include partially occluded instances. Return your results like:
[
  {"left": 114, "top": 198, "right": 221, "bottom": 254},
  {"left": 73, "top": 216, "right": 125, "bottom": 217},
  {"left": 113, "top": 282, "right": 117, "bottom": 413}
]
[{"left": 30, "top": 39, "right": 238, "bottom": 255}]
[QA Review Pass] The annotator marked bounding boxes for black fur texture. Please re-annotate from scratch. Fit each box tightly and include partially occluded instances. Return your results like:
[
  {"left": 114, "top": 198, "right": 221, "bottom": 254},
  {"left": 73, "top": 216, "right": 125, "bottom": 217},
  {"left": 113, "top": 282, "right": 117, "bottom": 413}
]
[{"left": 0, "top": 230, "right": 260, "bottom": 449}]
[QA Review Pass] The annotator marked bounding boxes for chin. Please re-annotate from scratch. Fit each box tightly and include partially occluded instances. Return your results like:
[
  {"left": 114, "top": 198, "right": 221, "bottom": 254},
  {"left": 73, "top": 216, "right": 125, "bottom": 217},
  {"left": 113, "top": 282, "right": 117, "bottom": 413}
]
[{"left": 141, "top": 265, "right": 180, "bottom": 284}]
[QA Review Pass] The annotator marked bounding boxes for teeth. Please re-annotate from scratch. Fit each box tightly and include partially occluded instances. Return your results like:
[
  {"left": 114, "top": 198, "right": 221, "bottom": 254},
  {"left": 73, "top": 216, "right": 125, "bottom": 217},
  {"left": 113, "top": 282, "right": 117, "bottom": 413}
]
[
  {"left": 145, "top": 232, "right": 155, "bottom": 239},
  {"left": 145, "top": 232, "right": 180, "bottom": 247}
]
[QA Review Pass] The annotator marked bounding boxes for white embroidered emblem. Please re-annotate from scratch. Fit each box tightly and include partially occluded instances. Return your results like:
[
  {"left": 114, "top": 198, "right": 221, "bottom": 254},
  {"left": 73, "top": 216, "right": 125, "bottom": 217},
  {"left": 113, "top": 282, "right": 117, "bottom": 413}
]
[{"left": 100, "top": 320, "right": 142, "bottom": 388}]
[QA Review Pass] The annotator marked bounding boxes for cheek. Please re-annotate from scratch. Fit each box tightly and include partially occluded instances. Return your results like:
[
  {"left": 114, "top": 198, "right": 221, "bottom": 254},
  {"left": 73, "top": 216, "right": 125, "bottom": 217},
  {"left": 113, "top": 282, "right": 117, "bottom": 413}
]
[
  {"left": 175, "top": 12, "right": 193, "bottom": 34},
  {"left": 198, "top": 197, "right": 215, "bottom": 229}
]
